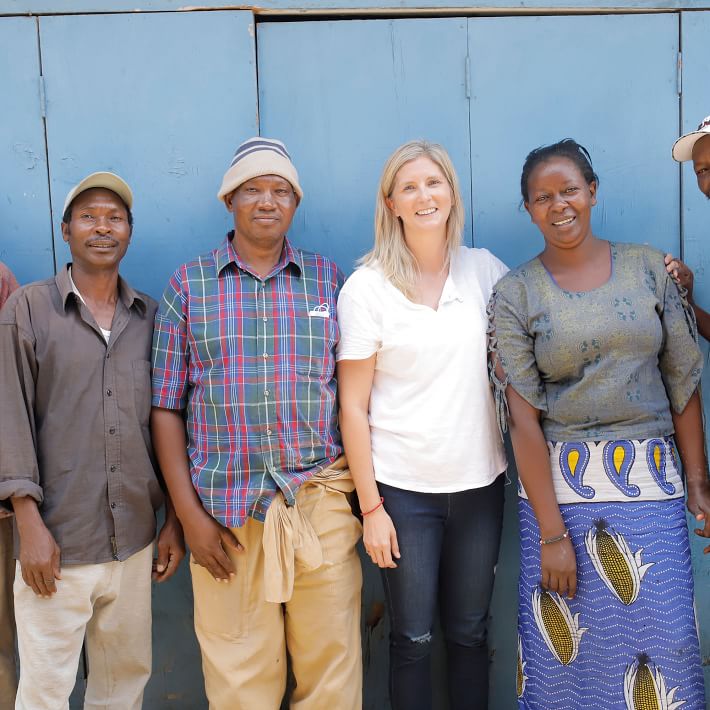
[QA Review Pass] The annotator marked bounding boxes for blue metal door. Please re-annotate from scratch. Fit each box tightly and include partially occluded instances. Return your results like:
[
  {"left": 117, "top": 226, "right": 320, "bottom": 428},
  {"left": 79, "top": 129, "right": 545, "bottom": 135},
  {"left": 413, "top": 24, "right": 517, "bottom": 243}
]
[
  {"left": 466, "top": 14, "right": 685, "bottom": 705},
  {"left": 38, "top": 10, "right": 258, "bottom": 297},
  {"left": 36, "top": 11, "right": 258, "bottom": 707},
  {"left": 0, "top": 16, "right": 54, "bottom": 285},
  {"left": 258, "top": 18, "right": 472, "bottom": 709}
]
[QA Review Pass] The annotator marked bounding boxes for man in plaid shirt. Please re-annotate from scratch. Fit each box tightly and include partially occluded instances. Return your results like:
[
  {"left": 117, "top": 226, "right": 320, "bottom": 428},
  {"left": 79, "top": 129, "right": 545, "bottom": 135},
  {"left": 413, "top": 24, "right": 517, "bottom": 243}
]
[{"left": 151, "top": 138, "right": 362, "bottom": 709}]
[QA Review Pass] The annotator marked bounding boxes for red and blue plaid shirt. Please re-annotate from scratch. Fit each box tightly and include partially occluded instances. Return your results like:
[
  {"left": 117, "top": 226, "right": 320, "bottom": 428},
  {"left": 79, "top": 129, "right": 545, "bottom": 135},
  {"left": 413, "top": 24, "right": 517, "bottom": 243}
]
[{"left": 152, "top": 233, "right": 344, "bottom": 527}]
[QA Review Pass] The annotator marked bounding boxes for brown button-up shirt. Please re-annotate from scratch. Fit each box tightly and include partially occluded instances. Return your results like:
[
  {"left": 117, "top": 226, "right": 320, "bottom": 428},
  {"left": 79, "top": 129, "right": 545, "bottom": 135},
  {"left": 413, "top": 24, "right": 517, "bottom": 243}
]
[{"left": 0, "top": 265, "right": 163, "bottom": 564}]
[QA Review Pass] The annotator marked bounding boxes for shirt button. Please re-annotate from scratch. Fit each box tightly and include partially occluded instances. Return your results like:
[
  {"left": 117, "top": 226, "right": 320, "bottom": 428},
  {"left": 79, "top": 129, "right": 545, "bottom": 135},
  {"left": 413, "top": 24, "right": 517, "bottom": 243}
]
[
  {"left": 263, "top": 353, "right": 268, "bottom": 359},
  {"left": 106, "top": 389, "right": 112, "bottom": 397},
  {"left": 110, "top": 502, "right": 117, "bottom": 509},
  {"left": 266, "top": 429, "right": 272, "bottom": 435},
  {"left": 109, "top": 427, "right": 116, "bottom": 435},
  {"left": 263, "top": 317, "right": 268, "bottom": 322},
  {"left": 110, "top": 465, "right": 117, "bottom": 472},
  {"left": 264, "top": 390, "right": 270, "bottom": 397},
  {"left": 106, "top": 353, "right": 110, "bottom": 360}
]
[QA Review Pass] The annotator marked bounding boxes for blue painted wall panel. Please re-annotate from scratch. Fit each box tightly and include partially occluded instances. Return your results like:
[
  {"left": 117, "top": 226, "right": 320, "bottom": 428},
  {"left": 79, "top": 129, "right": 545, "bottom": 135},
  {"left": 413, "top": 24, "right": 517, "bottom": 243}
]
[
  {"left": 469, "top": 13, "right": 680, "bottom": 267},
  {"left": 258, "top": 17, "right": 472, "bottom": 275},
  {"left": 39, "top": 10, "right": 258, "bottom": 297},
  {"left": 0, "top": 17, "right": 54, "bottom": 285},
  {"left": 680, "top": 8, "right": 710, "bottom": 676},
  {"left": 258, "top": 19, "right": 472, "bottom": 708}
]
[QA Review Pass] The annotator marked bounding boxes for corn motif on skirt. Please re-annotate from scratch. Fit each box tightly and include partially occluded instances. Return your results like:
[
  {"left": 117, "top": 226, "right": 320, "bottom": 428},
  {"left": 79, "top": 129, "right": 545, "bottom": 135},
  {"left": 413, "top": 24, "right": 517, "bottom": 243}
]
[{"left": 517, "top": 497, "right": 705, "bottom": 709}]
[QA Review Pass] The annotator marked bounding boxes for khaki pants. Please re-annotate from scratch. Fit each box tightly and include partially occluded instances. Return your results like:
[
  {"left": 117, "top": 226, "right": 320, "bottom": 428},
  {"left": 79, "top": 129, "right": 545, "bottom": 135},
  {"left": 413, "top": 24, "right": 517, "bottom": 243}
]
[
  {"left": 192, "top": 481, "right": 363, "bottom": 710},
  {"left": 14, "top": 543, "right": 153, "bottom": 710},
  {"left": 0, "top": 517, "right": 16, "bottom": 710}
]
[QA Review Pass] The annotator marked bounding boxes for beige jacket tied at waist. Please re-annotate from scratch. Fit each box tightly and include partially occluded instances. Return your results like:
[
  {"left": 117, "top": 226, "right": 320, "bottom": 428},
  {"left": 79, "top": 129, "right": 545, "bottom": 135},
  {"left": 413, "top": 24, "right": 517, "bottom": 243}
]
[{"left": 262, "top": 456, "right": 355, "bottom": 603}]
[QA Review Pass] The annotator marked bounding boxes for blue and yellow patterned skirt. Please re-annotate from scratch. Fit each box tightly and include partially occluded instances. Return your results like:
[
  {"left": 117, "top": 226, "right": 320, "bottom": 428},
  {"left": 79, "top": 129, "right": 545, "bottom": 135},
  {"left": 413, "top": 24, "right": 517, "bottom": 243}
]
[{"left": 517, "top": 494, "right": 705, "bottom": 708}]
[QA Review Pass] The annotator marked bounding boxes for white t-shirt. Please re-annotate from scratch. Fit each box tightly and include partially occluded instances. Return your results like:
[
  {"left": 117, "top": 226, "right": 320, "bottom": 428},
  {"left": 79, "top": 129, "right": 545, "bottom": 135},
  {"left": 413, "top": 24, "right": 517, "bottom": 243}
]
[
  {"left": 69, "top": 267, "right": 112, "bottom": 343},
  {"left": 337, "top": 245, "right": 508, "bottom": 492}
]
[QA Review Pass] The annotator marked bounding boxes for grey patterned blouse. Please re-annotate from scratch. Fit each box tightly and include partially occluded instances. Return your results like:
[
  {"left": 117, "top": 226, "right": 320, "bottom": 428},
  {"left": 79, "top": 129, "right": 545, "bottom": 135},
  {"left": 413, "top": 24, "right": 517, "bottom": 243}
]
[{"left": 489, "top": 242, "right": 702, "bottom": 443}]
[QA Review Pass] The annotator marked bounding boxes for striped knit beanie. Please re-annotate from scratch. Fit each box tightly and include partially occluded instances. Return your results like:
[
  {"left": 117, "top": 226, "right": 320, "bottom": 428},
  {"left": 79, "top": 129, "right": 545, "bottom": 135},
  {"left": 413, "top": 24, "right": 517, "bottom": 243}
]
[{"left": 217, "top": 137, "right": 303, "bottom": 204}]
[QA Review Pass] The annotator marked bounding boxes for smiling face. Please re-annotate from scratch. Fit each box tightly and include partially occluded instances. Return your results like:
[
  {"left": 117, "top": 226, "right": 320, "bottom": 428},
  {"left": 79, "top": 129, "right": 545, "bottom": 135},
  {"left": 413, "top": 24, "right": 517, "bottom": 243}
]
[
  {"left": 385, "top": 156, "right": 453, "bottom": 239},
  {"left": 61, "top": 187, "right": 131, "bottom": 272},
  {"left": 227, "top": 174, "right": 298, "bottom": 252},
  {"left": 692, "top": 134, "right": 710, "bottom": 199},
  {"left": 524, "top": 157, "right": 597, "bottom": 251}
]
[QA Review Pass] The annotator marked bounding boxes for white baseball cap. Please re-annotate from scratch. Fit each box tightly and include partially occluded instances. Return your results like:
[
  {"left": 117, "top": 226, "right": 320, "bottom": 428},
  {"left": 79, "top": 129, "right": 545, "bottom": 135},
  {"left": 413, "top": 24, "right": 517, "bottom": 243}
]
[{"left": 672, "top": 115, "right": 710, "bottom": 162}]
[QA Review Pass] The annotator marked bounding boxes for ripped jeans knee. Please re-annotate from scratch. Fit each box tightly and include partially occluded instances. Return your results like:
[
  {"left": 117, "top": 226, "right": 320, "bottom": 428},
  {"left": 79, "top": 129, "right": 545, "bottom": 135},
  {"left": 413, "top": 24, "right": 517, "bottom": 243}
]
[{"left": 391, "top": 629, "right": 433, "bottom": 665}]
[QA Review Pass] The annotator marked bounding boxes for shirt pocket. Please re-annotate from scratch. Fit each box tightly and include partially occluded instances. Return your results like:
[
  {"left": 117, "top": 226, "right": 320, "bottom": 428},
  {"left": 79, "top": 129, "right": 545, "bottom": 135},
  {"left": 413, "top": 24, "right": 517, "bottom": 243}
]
[
  {"left": 294, "top": 315, "right": 338, "bottom": 378},
  {"left": 132, "top": 360, "right": 152, "bottom": 425}
]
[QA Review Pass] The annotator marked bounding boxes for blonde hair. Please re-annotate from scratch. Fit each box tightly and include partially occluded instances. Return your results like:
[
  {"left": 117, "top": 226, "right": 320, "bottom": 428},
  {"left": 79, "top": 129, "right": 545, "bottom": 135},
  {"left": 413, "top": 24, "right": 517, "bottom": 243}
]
[{"left": 362, "top": 140, "right": 464, "bottom": 299}]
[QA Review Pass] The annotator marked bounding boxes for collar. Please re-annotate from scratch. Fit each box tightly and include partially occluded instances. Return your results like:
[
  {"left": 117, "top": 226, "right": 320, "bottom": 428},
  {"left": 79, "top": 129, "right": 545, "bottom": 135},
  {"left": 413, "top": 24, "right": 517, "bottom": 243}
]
[
  {"left": 56, "top": 265, "right": 147, "bottom": 313},
  {"left": 215, "top": 232, "right": 303, "bottom": 279},
  {"left": 440, "top": 256, "right": 465, "bottom": 305}
]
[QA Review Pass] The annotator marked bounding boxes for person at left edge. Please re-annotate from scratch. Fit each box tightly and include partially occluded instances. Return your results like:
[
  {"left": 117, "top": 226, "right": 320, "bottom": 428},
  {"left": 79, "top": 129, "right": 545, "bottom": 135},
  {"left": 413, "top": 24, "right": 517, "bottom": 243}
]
[
  {"left": 0, "top": 260, "right": 19, "bottom": 710},
  {"left": 150, "top": 137, "right": 362, "bottom": 710},
  {"left": 665, "top": 115, "right": 710, "bottom": 340},
  {"left": 0, "top": 172, "right": 185, "bottom": 710}
]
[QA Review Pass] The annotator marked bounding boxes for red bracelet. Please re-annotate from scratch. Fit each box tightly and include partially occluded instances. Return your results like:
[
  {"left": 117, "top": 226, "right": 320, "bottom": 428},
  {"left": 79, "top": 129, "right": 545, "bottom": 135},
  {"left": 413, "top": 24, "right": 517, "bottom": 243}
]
[{"left": 361, "top": 497, "right": 384, "bottom": 517}]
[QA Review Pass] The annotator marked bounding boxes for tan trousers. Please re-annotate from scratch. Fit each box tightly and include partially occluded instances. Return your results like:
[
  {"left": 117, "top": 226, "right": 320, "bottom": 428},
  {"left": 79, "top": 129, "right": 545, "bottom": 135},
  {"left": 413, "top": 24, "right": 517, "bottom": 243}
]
[
  {"left": 14, "top": 544, "right": 152, "bottom": 710},
  {"left": 192, "top": 478, "right": 363, "bottom": 710},
  {"left": 0, "top": 517, "right": 17, "bottom": 710}
]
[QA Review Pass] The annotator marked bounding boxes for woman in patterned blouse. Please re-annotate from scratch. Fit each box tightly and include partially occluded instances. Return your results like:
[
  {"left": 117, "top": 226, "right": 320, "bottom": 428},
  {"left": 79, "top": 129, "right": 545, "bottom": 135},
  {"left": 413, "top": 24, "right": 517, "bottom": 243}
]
[{"left": 489, "top": 139, "right": 710, "bottom": 709}]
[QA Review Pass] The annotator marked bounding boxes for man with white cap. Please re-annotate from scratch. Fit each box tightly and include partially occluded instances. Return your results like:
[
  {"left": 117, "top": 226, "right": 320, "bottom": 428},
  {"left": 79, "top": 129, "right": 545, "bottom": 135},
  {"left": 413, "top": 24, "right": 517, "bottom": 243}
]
[
  {"left": 665, "top": 115, "right": 710, "bottom": 340},
  {"left": 0, "top": 173, "right": 184, "bottom": 709},
  {"left": 151, "top": 137, "right": 362, "bottom": 709}
]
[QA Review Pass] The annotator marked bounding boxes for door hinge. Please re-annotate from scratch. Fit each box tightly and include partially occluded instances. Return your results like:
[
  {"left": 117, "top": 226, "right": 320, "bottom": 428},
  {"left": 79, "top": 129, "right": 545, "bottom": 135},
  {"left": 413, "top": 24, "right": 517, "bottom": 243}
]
[
  {"left": 465, "top": 54, "right": 471, "bottom": 99},
  {"left": 38, "top": 75, "right": 46, "bottom": 118},
  {"left": 677, "top": 51, "right": 682, "bottom": 97}
]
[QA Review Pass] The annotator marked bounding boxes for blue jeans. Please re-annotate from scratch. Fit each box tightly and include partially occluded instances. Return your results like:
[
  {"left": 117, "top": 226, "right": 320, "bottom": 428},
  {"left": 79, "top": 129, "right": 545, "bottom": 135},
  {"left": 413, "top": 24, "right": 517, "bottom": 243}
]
[{"left": 379, "top": 475, "right": 504, "bottom": 710}]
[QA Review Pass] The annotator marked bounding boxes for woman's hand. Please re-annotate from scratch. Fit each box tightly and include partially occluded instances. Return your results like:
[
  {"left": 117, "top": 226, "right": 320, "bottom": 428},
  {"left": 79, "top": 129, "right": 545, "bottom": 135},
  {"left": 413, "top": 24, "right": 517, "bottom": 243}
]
[
  {"left": 363, "top": 506, "right": 400, "bottom": 568},
  {"left": 687, "top": 479, "right": 710, "bottom": 553},
  {"left": 540, "top": 536, "right": 577, "bottom": 599}
]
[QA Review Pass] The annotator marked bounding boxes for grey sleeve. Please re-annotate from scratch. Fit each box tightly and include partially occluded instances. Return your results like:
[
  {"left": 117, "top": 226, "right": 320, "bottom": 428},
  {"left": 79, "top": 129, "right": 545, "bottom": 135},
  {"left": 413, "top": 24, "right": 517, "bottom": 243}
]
[
  {"left": 487, "top": 279, "right": 547, "bottom": 435},
  {"left": 658, "top": 271, "right": 703, "bottom": 413}
]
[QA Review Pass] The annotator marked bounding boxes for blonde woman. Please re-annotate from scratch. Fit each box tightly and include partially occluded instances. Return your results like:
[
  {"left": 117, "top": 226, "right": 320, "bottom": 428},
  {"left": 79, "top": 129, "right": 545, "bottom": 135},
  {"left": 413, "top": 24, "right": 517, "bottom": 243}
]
[{"left": 337, "top": 140, "right": 508, "bottom": 709}]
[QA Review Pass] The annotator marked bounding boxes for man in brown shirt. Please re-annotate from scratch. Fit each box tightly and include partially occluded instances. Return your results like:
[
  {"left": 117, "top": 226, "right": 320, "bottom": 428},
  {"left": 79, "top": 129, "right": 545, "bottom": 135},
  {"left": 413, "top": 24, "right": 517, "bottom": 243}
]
[
  {"left": 0, "top": 173, "right": 184, "bottom": 710},
  {"left": 0, "top": 260, "right": 19, "bottom": 710}
]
